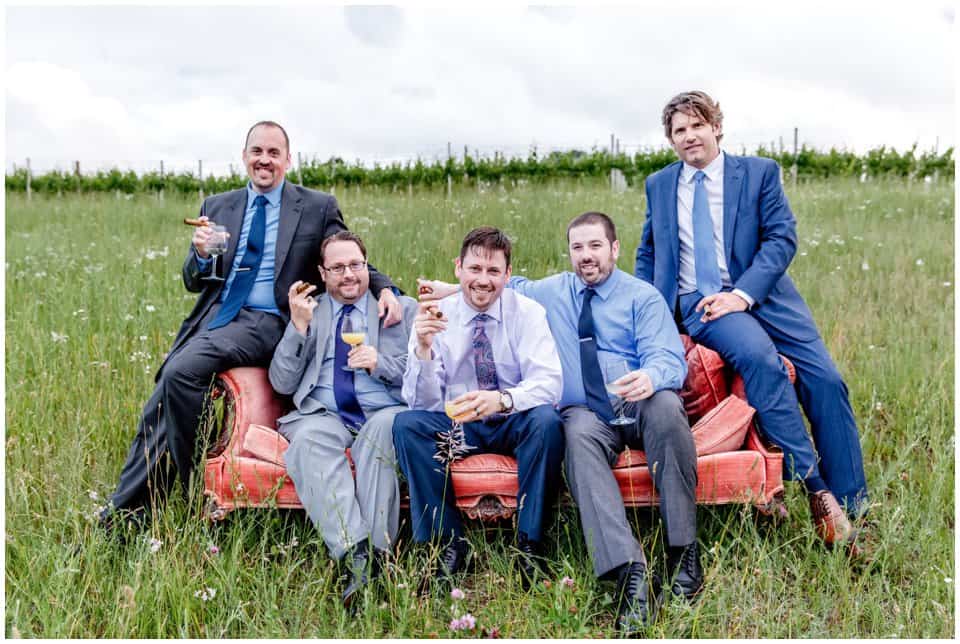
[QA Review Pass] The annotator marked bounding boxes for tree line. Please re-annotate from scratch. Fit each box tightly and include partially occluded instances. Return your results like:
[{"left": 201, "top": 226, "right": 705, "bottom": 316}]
[{"left": 6, "top": 145, "right": 953, "bottom": 195}]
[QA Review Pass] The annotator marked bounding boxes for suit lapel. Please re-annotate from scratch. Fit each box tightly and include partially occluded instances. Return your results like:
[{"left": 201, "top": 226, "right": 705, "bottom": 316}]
[
  {"left": 664, "top": 163, "right": 681, "bottom": 273},
  {"left": 274, "top": 182, "right": 304, "bottom": 280},
  {"left": 315, "top": 294, "right": 334, "bottom": 360},
  {"left": 221, "top": 189, "right": 248, "bottom": 275},
  {"left": 723, "top": 154, "right": 743, "bottom": 265},
  {"left": 365, "top": 293, "right": 381, "bottom": 349}
]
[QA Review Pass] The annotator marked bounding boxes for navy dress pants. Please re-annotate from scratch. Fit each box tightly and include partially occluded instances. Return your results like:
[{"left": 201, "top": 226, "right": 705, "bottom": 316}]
[
  {"left": 680, "top": 291, "right": 868, "bottom": 516},
  {"left": 393, "top": 405, "right": 564, "bottom": 543}
]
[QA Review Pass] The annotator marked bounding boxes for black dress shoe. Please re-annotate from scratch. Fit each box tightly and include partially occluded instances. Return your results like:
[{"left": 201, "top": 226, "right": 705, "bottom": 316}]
[
  {"left": 665, "top": 542, "right": 704, "bottom": 602},
  {"left": 515, "top": 535, "right": 546, "bottom": 589},
  {"left": 616, "top": 561, "right": 657, "bottom": 637},
  {"left": 435, "top": 537, "right": 471, "bottom": 581},
  {"left": 96, "top": 507, "right": 147, "bottom": 543},
  {"left": 342, "top": 540, "right": 381, "bottom": 612}
]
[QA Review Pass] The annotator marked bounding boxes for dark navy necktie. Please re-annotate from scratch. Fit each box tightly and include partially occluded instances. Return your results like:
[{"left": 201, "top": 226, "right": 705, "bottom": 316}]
[
  {"left": 333, "top": 304, "right": 366, "bottom": 430},
  {"left": 472, "top": 314, "right": 500, "bottom": 391},
  {"left": 578, "top": 288, "right": 614, "bottom": 421},
  {"left": 692, "top": 170, "right": 722, "bottom": 296},
  {"left": 208, "top": 194, "right": 268, "bottom": 329}
]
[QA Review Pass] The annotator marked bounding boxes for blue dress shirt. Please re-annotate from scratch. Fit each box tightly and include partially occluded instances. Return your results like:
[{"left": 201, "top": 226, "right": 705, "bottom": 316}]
[
  {"left": 198, "top": 180, "right": 283, "bottom": 316},
  {"left": 509, "top": 268, "right": 687, "bottom": 408},
  {"left": 310, "top": 292, "right": 403, "bottom": 413}
]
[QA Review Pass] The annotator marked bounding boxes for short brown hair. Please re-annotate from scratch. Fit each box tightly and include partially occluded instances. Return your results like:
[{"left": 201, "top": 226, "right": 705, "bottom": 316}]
[
  {"left": 662, "top": 91, "right": 724, "bottom": 142},
  {"left": 320, "top": 231, "right": 367, "bottom": 265},
  {"left": 567, "top": 211, "right": 617, "bottom": 244},
  {"left": 459, "top": 226, "right": 512, "bottom": 267},
  {"left": 245, "top": 120, "right": 290, "bottom": 151}
]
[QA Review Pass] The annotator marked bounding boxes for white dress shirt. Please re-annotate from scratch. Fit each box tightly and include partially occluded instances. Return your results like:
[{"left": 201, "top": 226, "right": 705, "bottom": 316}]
[
  {"left": 401, "top": 288, "right": 563, "bottom": 413},
  {"left": 676, "top": 150, "right": 755, "bottom": 306}
]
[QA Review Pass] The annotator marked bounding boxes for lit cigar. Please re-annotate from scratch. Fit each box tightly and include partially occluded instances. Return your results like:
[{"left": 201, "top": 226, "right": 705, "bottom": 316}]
[
  {"left": 183, "top": 218, "right": 209, "bottom": 227},
  {"left": 427, "top": 306, "right": 443, "bottom": 319},
  {"left": 295, "top": 282, "right": 313, "bottom": 295},
  {"left": 704, "top": 304, "right": 712, "bottom": 317}
]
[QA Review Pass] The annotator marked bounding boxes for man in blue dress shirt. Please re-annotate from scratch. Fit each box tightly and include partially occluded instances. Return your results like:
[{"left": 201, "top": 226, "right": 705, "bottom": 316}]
[
  {"left": 636, "top": 91, "right": 867, "bottom": 551},
  {"left": 418, "top": 214, "right": 699, "bottom": 634},
  {"left": 99, "top": 122, "right": 404, "bottom": 533},
  {"left": 393, "top": 227, "right": 564, "bottom": 589}
]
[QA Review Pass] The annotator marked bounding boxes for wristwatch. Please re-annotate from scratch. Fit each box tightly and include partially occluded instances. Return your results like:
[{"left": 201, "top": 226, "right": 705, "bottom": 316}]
[{"left": 498, "top": 390, "right": 514, "bottom": 413}]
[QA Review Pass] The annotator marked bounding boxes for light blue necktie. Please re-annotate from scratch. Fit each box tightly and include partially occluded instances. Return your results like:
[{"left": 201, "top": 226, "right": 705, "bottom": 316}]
[{"left": 692, "top": 170, "right": 722, "bottom": 296}]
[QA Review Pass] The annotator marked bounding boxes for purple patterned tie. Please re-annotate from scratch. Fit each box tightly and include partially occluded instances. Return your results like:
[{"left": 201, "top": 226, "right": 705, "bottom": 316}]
[{"left": 472, "top": 314, "right": 500, "bottom": 391}]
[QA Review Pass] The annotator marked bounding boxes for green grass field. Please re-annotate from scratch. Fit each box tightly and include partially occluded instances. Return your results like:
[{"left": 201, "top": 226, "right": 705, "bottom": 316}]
[{"left": 5, "top": 177, "right": 955, "bottom": 637}]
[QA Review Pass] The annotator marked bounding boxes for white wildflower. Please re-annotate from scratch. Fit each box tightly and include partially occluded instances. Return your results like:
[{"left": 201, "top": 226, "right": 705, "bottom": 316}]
[{"left": 51, "top": 331, "right": 68, "bottom": 343}]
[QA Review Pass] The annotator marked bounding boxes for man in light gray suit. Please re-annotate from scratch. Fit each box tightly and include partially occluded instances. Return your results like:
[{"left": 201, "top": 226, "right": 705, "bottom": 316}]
[{"left": 269, "top": 231, "right": 417, "bottom": 612}]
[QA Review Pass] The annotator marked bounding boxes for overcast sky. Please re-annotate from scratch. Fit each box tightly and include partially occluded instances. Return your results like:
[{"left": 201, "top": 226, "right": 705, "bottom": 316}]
[{"left": 5, "top": 2, "right": 956, "bottom": 176}]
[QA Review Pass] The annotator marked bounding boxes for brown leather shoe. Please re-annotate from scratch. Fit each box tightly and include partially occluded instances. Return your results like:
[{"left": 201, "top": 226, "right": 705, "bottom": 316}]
[{"left": 809, "top": 490, "right": 858, "bottom": 551}]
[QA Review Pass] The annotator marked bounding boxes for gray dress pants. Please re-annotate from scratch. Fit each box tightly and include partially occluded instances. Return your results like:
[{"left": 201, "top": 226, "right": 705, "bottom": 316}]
[
  {"left": 561, "top": 390, "right": 697, "bottom": 578},
  {"left": 279, "top": 405, "right": 404, "bottom": 560}
]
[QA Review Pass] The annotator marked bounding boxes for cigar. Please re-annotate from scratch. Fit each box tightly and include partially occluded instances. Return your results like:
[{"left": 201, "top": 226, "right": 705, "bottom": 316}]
[
  {"left": 295, "top": 282, "right": 313, "bottom": 295},
  {"left": 183, "top": 218, "right": 209, "bottom": 227},
  {"left": 428, "top": 306, "right": 444, "bottom": 319}
]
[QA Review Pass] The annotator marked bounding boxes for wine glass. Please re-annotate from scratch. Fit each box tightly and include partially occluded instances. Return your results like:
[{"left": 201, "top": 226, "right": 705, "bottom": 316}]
[
  {"left": 444, "top": 383, "right": 470, "bottom": 427},
  {"left": 604, "top": 360, "right": 637, "bottom": 426},
  {"left": 340, "top": 310, "right": 367, "bottom": 371},
  {"left": 202, "top": 224, "right": 228, "bottom": 282}
]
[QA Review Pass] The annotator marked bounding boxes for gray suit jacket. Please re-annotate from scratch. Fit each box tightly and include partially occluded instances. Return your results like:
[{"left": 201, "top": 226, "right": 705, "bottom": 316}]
[{"left": 269, "top": 292, "right": 418, "bottom": 422}]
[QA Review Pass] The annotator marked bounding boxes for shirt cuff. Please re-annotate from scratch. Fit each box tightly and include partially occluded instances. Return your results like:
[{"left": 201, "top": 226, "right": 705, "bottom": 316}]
[
  {"left": 731, "top": 288, "right": 755, "bottom": 309},
  {"left": 195, "top": 251, "right": 213, "bottom": 273}
]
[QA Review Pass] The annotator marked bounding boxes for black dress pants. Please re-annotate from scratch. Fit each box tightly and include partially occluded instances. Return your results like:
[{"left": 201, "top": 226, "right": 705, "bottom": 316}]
[{"left": 107, "top": 307, "right": 285, "bottom": 513}]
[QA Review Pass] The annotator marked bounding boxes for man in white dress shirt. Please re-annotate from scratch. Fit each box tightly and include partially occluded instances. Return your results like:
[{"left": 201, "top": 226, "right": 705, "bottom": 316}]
[{"left": 392, "top": 226, "right": 564, "bottom": 587}]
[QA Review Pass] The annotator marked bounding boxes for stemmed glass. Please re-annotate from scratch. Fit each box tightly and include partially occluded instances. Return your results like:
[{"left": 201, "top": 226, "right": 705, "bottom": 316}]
[
  {"left": 604, "top": 360, "right": 637, "bottom": 426},
  {"left": 202, "top": 224, "right": 228, "bottom": 282},
  {"left": 340, "top": 311, "right": 367, "bottom": 371}
]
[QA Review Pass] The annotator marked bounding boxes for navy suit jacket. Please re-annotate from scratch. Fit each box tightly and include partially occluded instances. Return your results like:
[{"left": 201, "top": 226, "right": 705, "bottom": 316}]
[{"left": 635, "top": 153, "right": 819, "bottom": 342}]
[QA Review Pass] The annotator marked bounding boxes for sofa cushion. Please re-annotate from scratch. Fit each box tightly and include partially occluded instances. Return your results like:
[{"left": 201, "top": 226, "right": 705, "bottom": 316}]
[
  {"left": 680, "top": 335, "right": 729, "bottom": 424},
  {"left": 240, "top": 423, "right": 289, "bottom": 466},
  {"left": 690, "top": 394, "right": 755, "bottom": 455}
]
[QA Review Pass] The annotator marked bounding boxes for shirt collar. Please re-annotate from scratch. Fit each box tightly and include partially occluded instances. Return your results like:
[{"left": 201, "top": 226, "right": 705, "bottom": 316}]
[
  {"left": 458, "top": 291, "right": 503, "bottom": 326},
  {"left": 331, "top": 291, "right": 369, "bottom": 317},
  {"left": 246, "top": 179, "right": 285, "bottom": 208},
  {"left": 574, "top": 268, "right": 621, "bottom": 301},
  {"left": 681, "top": 150, "right": 725, "bottom": 185}
]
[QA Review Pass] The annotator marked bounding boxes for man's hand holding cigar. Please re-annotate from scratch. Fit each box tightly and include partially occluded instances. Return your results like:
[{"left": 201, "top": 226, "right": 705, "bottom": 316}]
[{"left": 185, "top": 216, "right": 228, "bottom": 259}]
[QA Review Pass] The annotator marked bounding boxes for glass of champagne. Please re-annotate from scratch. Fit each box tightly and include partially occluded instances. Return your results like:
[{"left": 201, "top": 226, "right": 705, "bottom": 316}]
[
  {"left": 444, "top": 384, "right": 469, "bottom": 426},
  {"left": 340, "top": 310, "right": 367, "bottom": 371},
  {"left": 202, "top": 224, "right": 228, "bottom": 282},
  {"left": 604, "top": 360, "right": 637, "bottom": 426}
]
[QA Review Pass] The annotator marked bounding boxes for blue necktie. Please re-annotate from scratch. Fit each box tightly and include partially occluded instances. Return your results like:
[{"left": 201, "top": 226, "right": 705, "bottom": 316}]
[
  {"left": 472, "top": 314, "right": 500, "bottom": 391},
  {"left": 333, "top": 304, "right": 366, "bottom": 430},
  {"left": 578, "top": 288, "right": 614, "bottom": 421},
  {"left": 692, "top": 170, "right": 722, "bottom": 296},
  {"left": 208, "top": 194, "right": 268, "bottom": 329}
]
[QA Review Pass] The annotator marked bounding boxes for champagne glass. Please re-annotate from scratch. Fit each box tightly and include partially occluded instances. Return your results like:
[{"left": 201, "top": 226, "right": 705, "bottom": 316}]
[
  {"left": 340, "top": 310, "right": 367, "bottom": 371},
  {"left": 444, "top": 383, "right": 470, "bottom": 426},
  {"left": 202, "top": 224, "right": 228, "bottom": 282},
  {"left": 604, "top": 360, "right": 637, "bottom": 426}
]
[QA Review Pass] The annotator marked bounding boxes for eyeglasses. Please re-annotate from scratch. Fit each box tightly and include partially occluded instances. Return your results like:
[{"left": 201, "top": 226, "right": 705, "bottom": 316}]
[{"left": 323, "top": 261, "right": 367, "bottom": 275}]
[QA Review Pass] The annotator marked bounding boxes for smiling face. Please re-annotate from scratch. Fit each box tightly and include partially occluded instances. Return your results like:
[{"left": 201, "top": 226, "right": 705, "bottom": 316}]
[
  {"left": 242, "top": 124, "right": 291, "bottom": 193},
  {"left": 669, "top": 109, "right": 722, "bottom": 169},
  {"left": 568, "top": 222, "right": 620, "bottom": 286},
  {"left": 319, "top": 240, "right": 369, "bottom": 304},
  {"left": 454, "top": 246, "right": 511, "bottom": 312}
]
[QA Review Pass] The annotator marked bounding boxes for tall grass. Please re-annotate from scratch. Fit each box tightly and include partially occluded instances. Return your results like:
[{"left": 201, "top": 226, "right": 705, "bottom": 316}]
[{"left": 4, "top": 177, "right": 954, "bottom": 637}]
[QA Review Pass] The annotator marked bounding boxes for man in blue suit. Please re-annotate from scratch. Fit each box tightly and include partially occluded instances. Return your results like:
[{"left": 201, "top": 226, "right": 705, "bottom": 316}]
[{"left": 635, "top": 90, "right": 867, "bottom": 550}]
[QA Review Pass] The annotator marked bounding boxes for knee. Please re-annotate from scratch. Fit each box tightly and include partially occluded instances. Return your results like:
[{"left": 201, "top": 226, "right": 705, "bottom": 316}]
[
  {"left": 809, "top": 364, "right": 847, "bottom": 395},
  {"left": 644, "top": 392, "right": 695, "bottom": 448},
  {"left": 391, "top": 410, "right": 432, "bottom": 449},
  {"left": 523, "top": 406, "right": 564, "bottom": 444}
]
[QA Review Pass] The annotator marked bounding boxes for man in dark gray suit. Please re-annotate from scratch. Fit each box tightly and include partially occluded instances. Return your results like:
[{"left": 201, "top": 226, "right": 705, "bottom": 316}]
[
  {"left": 269, "top": 231, "right": 416, "bottom": 611},
  {"left": 99, "top": 121, "right": 403, "bottom": 531}
]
